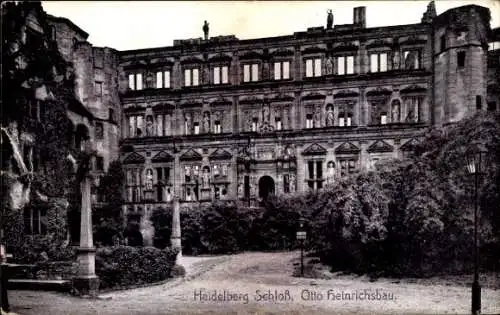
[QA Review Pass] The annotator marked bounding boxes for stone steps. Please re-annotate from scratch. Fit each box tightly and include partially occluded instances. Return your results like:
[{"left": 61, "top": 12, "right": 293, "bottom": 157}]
[{"left": 8, "top": 279, "right": 71, "bottom": 292}]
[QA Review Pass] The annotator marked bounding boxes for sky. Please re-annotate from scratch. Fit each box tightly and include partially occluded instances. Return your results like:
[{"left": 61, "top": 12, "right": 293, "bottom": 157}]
[{"left": 41, "top": 1, "right": 500, "bottom": 51}]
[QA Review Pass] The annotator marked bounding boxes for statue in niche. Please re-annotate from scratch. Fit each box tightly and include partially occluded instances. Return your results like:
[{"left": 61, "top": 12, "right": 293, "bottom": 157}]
[
  {"left": 203, "top": 112, "right": 210, "bottom": 133},
  {"left": 262, "top": 103, "right": 270, "bottom": 123},
  {"left": 314, "top": 106, "right": 322, "bottom": 128},
  {"left": 202, "top": 167, "right": 210, "bottom": 188},
  {"left": 392, "top": 47, "right": 401, "bottom": 70},
  {"left": 325, "top": 104, "right": 334, "bottom": 126},
  {"left": 203, "top": 66, "right": 210, "bottom": 85},
  {"left": 327, "top": 161, "right": 335, "bottom": 184},
  {"left": 184, "top": 113, "right": 192, "bottom": 134},
  {"left": 327, "top": 9, "right": 333, "bottom": 29},
  {"left": 237, "top": 181, "right": 244, "bottom": 198},
  {"left": 391, "top": 100, "right": 401, "bottom": 123},
  {"left": 285, "top": 145, "right": 294, "bottom": 158},
  {"left": 145, "top": 169, "right": 153, "bottom": 190},
  {"left": 289, "top": 173, "right": 296, "bottom": 192},
  {"left": 326, "top": 57, "right": 334, "bottom": 75},
  {"left": 165, "top": 114, "right": 171, "bottom": 136},
  {"left": 283, "top": 108, "right": 290, "bottom": 129},
  {"left": 145, "top": 115, "right": 154, "bottom": 137},
  {"left": 165, "top": 187, "right": 173, "bottom": 202},
  {"left": 203, "top": 21, "right": 209, "bottom": 40}
]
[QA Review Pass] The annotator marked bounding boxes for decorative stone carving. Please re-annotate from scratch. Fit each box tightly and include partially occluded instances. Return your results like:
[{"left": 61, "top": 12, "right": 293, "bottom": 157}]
[
  {"left": 203, "top": 21, "right": 209, "bottom": 40},
  {"left": 184, "top": 112, "right": 192, "bottom": 135},
  {"left": 327, "top": 9, "right": 333, "bottom": 29},
  {"left": 164, "top": 114, "right": 172, "bottom": 136},
  {"left": 314, "top": 105, "right": 322, "bottom": 128},
  {"left": 203, "top": 111, "right": 210, "bottom": 133},
  {"left": 202, "top": 166, "right": 210, "bottom": 188},
  {"left": 145, "top": 169, "right": 153, "bottom": 190},
  {"left": 327, "top": 161, "right": 335, "bottom": 184},
  {"left": 289, "top": 173, "right": 296, "bottom": 193},
  {"left": 325, "top": 104, "right": 334, "bottom": 126},
  {"left": 391, "top": 99, "right": 401, "bottom": 123},
  {"left": 326, "top": 57, "right": 334, "bottom": 75},
  {"left": 145, "top": 115, "right": 154, "bottom": 136}
]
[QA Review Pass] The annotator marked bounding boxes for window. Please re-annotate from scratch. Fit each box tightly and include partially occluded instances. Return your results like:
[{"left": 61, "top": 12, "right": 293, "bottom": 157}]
[
  {"left": 457, "top": 51, "right": 466, "bottom": 68},
  {"left": 95, "top": 156, "right": 104, "bottom": 171},
  {"left": 95, "top": 122, "right": 104, "bottom": 140},
  {"left": 476, "top": 95, "right": 482, "bottom": 110},
  {"left": 338, "top": 112, "right": 353, "bottom": 127},
  {"left": 283, "top": 174, "right": 290, "bottom": 193},
  {"left": 252, "top": 118, "right": 258, "bottom": 132},
  {"left": 214, "top": 121, "right": 222, "bottom": 134},
  {"left": 403, "top": 97, "right": 421, "bottom": 123},
  {"left": 307, "top": 160, "right": 323, "bottom": 190},
  {"left": 108, "top": 108, "right": 115, "bottom": 123},
  {"left": 128, "top": 73, "right": 143, "bottom": 90},
  {"left": 184, "top": 68, "right": 199, "bottom": 86},
  {"left": 336, "top": 56, "right": 355, "bottom": 75},
  {"left": 244, "top": 175, "right": 250, "bottom": 199},
  {"left": 403, "top": 50, "right": 421, "bottom": 70},
  {"left": 94, "top": 81, "right": 103, "bottom": 98},
  {"left": 243, "top": 63, "right": 259, "bottom": 82},
  {"left": 93, "top": 50, "right": 103, "bottom": 68},
  {"left": 488, "top": 102, "right": 497, "bottom": 111},
  {"left": 274, "top": 61, "right": 290, "bottom": 80},
  {"left": 370, "top": 52, "right": 388, "bottom": 72},
  {"left": 156, "top": 167, "right": 171, "bottom": 202},
  {"left": 126, "top": 168, "right": 143, "bottom": 202},
  {"left": 127, "top": 115, "right": 145, "bottom": 138},
  {"left": 380, "top": 113, "right": 387, "bottom": 125},
  {"left": 213, "top": 66, "right": 229, "bottom": 84},
  {"left": 194, "top": 122, "right": 200, "bottom": 135},
  {"left": 306, "top": 114, "right": 313, "bottom": 128},
  {"left": 24, "top": 207, "right": 47, "bottom": 235},
  {"left": 156, "top": 71, "right": 171, "bottom": 88},
  {"left": 275, "top": 117, "right": 282, "bottom": 130},
  {"left": 305, "top": 58, "right": 322, "bottom": 77},
  {"left": 339, "top": 159, "right": 357, "bottom": 177},
  {"left": 440, "top": 35, "right": 446, "bottom": 51},
  {"left": 213, "top": 164, "right": 220, "bottom": 178}
]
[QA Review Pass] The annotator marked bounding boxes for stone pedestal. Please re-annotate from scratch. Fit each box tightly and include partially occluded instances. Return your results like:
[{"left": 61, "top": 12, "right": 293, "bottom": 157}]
[{"left": 72, "top": 175, "right": 99, "bottom": 297}]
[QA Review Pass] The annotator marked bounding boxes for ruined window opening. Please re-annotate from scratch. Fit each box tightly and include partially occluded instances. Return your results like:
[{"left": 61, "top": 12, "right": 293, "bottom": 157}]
[{"left": 458, "top": 51, "right": 466, "bottom": 68}]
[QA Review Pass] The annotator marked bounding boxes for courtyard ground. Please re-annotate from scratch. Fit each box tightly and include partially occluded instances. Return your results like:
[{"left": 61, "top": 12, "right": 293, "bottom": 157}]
[{"left": 8, "top": 251, "right": 500, "bottom": 315}]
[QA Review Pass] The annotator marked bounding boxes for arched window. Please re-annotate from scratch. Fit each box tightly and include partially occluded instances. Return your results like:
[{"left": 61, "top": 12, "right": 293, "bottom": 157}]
[{"left": 75, "top": 124, "right": 89, "bottom": 151}]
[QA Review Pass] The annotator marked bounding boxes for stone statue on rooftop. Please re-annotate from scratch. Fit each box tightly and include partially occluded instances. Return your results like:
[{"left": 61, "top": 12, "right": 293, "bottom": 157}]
[
  {"left": 327, "top": 10, "right": 333, "bottom": 29},
  {"left": 203, "top": 21, "right": 209, "bottom": 40}
]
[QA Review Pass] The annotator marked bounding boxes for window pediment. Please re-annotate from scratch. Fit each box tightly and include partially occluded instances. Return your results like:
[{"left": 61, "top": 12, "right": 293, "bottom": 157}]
[
  {"left": 334, "top": 90, "right": 359, "bottom": 99},
  {"left": 335, "top": 142, "right": 360, "bottom": 155},
  {"left": 302, "top": 91, "right": 326, "bottom": 101},
  {"left": 366, "top": 87, "right": 392, "bottom": 98},
  {"left": 180, "top": 99, "right": 203, "bottom": 108},
  {"left": 301, "top": 45, "right": 327, "bottom": 55},
  {"left": 400, "top": 85, "right": 427, "bottom": 94},
  {"left": 302, "top": 143, "right": 327, "bottom": 156},
  {"left": 366, "top": 39, "right": 393, "bottom": 50},
  {"left": 180, "top": 56, "right": 204, "bottom": 65},
  {"left": 207, "top": 53, "right": 232, "bottom": 63},
  {"left": 400, "top": 138, "right": 421, "bottom": 151},
  {"left": 367, "top": 140, "right": 394, "bottom": 153},
  {"left": 180, "top": 148, "right": 203, "bottom": 161},
  {"left": 209, "top": 148, "right": 232, "bottom": 160},
  {"left": 209, "top": 96, "right": 232, "bottom": 107},
  {"left": 123, "top": 152, "right": 145, "bottom": 164},
  {"left": 239, "top": 95, "right": 264, "bottom": 105},
  {"left": 331, "top": 42, "right": 359, "bottom": 53},
  {"left": 269, "top": 93, "right": 294, "bottom": 102},
  {"left": 270, "top": 47, "right": 294, "bottom": 57},
  {"left": 399, "top": 35, "right": 428, "bottom": 46},
  {"left": 239, "top": 50, "right": 263, "bottom": 60},
  {"left": 152, "top": 103, "right": 175, "bottom": 112},
  {"left": 151, "top": 151, "right": 174, "bottom": 163}
]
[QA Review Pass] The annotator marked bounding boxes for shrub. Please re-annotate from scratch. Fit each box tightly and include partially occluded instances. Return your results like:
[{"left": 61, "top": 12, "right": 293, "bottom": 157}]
[
  {"left": 95, "top": 246, "right": 178, "bottom": 289},
  {"left": 12, "top": 235, "right": 75, "bottom": 264}
]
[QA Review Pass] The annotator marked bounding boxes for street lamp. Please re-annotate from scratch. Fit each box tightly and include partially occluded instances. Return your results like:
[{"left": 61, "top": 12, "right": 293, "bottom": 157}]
[
  {"left": 296, "top": 217, "right": 307, "bottom": 277},
  {"left": 465, "top": 142, "right": 489, "bottom": 315}
]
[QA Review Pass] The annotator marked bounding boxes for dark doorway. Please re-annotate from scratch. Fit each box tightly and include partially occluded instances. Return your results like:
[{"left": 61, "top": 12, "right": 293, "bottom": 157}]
[{"left": 258, "top": 176, "right": 275, "bottom": 200}]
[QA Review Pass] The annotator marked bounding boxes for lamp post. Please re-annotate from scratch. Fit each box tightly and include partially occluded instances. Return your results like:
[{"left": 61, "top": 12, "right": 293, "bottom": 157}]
[
  {"left": 296, "top": 217, "right": 307, "bottom": 277},
  {"left": 465, "top": 142, "right": 489, "bottom": 315}
]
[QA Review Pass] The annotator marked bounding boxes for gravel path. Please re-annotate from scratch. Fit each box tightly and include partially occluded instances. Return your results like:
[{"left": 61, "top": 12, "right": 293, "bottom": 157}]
[{"left": 8, "top": 251, "right": 500, "bottom": 314}]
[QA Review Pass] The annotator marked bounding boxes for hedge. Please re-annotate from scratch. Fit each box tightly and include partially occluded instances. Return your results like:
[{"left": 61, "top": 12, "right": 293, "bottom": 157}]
[{"left": 95, "top": 246, "right": 178, "bottom": 289}]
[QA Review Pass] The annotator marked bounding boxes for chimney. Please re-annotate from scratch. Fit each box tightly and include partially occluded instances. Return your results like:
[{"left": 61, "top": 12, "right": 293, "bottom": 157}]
[{"left": 353, "top": 6, "right": 366, "bottom": 28}]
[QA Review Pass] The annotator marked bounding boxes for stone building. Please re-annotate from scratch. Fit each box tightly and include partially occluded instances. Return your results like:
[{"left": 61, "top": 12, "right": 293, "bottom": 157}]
[
  {"left": 117, "top": 1, "right": 497, "bottom": 238},
  {"left": 11, "top": 2, "right": 498, "bottom": 246}
]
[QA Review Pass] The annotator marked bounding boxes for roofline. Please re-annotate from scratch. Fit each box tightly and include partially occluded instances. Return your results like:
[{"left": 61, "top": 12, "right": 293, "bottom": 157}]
[
  {"left": 47, "top": 14, "right": 89, "bottom": 40},
  {"left": 117, "top": 22, "right": 428, "bottom": 56}
]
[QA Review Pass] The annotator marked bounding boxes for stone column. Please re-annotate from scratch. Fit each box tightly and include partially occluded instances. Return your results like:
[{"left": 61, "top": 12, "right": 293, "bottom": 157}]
[
  {"left": 72, "top": 173, "right": 99, "bottom": 297},
  {"left": 170, "top": 196, "right": 182, "bottom": 258}
]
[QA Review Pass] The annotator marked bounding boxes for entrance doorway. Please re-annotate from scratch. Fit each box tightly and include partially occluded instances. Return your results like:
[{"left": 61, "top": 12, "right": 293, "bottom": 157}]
[{"left": 258, "top": 176, "right": 275, "bottom": 200}]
